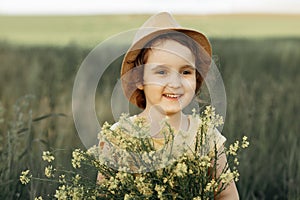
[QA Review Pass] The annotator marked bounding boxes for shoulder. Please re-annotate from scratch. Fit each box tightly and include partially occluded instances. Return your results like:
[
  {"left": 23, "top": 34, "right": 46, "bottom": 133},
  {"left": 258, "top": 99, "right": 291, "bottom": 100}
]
[
  {"left": 213, "top": 128, "right": 226, "bottom": 148},
  {"left": 110, "top": 115, "right": 138, "bottom": 130},
  {"left": 110, "top": 121, "right": 120, "bottom": 130}
]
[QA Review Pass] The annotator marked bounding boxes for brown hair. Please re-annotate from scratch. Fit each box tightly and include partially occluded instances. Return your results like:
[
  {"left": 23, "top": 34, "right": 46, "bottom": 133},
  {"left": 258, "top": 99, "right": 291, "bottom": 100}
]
[{"left": 127, "top": 31, "right": 210, "bottom": 109}]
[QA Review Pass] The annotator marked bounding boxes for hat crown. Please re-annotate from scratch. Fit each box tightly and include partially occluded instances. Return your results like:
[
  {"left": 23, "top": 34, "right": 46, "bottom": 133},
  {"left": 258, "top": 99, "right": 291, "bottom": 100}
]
[
  {"left": 133, "top": 12, "right": 180, "bottom": 43},
  {"left": 142, "top": 12, "right": 180, "bottom": 28}
]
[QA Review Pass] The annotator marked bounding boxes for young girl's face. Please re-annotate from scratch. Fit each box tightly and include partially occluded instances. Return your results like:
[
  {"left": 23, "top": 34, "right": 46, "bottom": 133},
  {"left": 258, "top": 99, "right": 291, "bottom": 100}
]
[{"left": 139, "top": 39, "right": 196, "bottom": 116}]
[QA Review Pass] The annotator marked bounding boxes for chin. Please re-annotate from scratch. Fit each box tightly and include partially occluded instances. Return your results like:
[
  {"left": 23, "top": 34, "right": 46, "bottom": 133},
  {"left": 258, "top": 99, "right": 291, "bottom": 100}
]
[
  {"left": 163, "top": 103, "right": 190, "bottom": 115},
  {"left": 163, "top": 108, "right": 182, "bottom": 116}
]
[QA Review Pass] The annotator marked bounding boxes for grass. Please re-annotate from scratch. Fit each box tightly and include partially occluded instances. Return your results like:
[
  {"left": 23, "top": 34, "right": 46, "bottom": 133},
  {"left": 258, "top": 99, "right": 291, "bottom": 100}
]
[
  {"left": 0, "top": 14, "right": 299, "bottom": 199},
  {"left": 212, "top": 39, "right": 300, "bottom": 199},
  {"left": 0, "top": 38, "right": 299, "bottom": 199},
  {"left": 0, "top": 14, "right": 300, "bottom": 47}
]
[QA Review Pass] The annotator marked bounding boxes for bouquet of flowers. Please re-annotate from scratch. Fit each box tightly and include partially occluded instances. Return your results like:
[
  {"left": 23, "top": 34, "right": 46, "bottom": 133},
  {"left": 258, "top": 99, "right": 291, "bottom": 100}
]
[{"left": 20, "top": 106, "right": 249, "bottom": 200}]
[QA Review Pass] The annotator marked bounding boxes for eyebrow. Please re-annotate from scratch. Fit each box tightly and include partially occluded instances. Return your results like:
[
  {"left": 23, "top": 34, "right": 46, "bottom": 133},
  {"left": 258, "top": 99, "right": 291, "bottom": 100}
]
[
  {"left": 150, "top": 65, "right": 168, "bottom": 71},
  {"left": 149, "top": 64, "right": 196, "bottom": 71},
  {"left": 181, "top": 65, "right": 196, "bottom": 70}
]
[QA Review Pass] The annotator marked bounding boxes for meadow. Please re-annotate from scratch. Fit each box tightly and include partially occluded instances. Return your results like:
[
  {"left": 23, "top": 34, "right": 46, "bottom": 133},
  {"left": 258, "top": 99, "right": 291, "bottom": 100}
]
[
  {"left": 0, "top": 14, "right": 299, "bottom": 199},
  {"left": 1, "top": 14, "right": 300, "bottom": 47}
]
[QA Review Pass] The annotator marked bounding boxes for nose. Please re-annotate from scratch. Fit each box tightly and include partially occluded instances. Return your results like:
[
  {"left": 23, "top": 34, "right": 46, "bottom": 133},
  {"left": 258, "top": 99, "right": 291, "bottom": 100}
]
[{"left": 167, "top": 71, "right": 181, "bottom": 88}]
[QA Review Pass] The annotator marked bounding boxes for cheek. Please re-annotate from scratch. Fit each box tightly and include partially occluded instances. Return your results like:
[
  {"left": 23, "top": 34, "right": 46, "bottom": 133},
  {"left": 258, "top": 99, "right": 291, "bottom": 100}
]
[
  {"left": 183, "top": 77, "right": 197, "bottom": 92},
  {"left": 143, "top": 74, "right": 169, "bottom": 87},
  {"left": 143, "top": 85, "right": 163, "bottom": 95},
  {"left": 142, "top": 68, "right": 154, "bottom": 84}
]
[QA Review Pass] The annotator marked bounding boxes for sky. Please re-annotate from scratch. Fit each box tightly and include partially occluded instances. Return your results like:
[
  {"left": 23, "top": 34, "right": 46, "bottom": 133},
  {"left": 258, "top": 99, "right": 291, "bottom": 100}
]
[{"left": 1, "top": 0, "right": 300, "bottom": 15}]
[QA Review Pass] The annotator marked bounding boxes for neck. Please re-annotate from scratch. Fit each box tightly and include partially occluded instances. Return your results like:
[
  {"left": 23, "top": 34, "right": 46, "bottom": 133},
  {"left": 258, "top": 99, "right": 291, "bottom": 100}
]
[{"left": 138, "top": 108, "right": 189, "bottom": 137}]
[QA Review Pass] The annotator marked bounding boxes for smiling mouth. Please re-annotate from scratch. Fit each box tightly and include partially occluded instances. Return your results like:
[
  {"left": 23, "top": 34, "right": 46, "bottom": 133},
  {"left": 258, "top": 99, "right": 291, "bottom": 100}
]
[{"left": 163, "top": 94, "right": 182, "bottom": 100}]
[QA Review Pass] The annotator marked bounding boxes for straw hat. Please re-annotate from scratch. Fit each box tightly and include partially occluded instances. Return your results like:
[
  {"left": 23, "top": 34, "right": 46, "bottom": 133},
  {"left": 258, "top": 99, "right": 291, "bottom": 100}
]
[{"left": 121, "top": 12, "right": 212, "bottom": 108}]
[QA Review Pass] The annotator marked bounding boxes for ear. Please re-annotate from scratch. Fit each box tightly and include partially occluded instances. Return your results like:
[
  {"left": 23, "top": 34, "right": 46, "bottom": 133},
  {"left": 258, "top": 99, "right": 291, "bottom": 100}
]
[{"left": 136, "top": 82, "right": 144, "bottom": 90}]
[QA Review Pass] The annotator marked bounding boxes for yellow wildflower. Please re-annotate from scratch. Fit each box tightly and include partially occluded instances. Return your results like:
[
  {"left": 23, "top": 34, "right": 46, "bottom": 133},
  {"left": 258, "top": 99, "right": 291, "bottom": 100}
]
[
  {"left": 234, "top": 157, "right": 239, "bottom": 165},
  {"left": 220, "top": 171, "right": 234, "bottom": 184},
  {"left": 228, "top": 141, "right": 239, "bottom": 156},
  {"left": 54, "top": 185, "right": 68, "bottom": 200},
  {"left": 59, "top": 174, "right": 66, "bottom": 184},
  {"left": 116, "top": 171, "right": 130, "bottom": 184},
  {"left": 44, "top": 165, "right": 55, "bottom": 178},
  {"left": 173, "top": 162, "right": 188, "bottom": 177},
  {"left": 193, "top": 197, "right": 202, "bottom": 200},
  {"left": 204, "top": 179, "right": 218, "bottom": 192},
  {"left": 233, "top": 170, "right": 240, "bottom": 182},
  {"left": 155, "top": 184, "right": 166, "bottom": 199},
  {"left": 42, "top": 151, "right": 55, "bottom": 163},
  {"left": 73, "top": 174, "right": 81, "bottom": 184},
  {"left": 124, "top": 193, "right": 134, "bottom": 200},
  {"left": 242, "top": 136, "right": 250, "bottom": 148},
  {"left": 86, "top": 145, "right": 98, "bottom": 157},
  {"left": 108, "top": 177, "right": 119, "bottom": 193},
  {"left": 72, "top": 149, "right": 86, "bottom": 168},
  {"left": 70, "top": 186, "right": 84, "bottom": 200},
  {"left": 199, "top": 156, "right": 211, "bottom": 171},
  {"left": 134, "top": 176, "right": 153, "bottom": 196},
  {"left": 19, "top": 170, "right": 32, "bottom": 185}
]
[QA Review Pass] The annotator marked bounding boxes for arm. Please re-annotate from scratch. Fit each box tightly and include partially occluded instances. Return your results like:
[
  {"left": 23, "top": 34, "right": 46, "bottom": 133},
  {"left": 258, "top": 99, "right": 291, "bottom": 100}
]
[
  {"left": 97, "top": 141, "right": 107, "bottom": 184},
  {"left": 215, "top": 146, "right": 239, "bottom": 200}
]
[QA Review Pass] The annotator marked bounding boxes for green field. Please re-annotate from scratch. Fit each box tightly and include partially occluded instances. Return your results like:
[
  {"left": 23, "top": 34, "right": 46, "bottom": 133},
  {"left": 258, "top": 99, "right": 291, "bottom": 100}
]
[
  {"left": 0, "top": 14, "right": 300, "bottom": 47},
  {"left": 0, "top": 14, "right": 299, "bottom": 199}
]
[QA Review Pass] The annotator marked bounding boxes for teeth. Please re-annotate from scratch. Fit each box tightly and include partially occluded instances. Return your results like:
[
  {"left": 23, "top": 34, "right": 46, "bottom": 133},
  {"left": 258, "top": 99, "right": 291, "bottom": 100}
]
[{"left": 165, "top": 94, "right": 180, "bottom": 98}]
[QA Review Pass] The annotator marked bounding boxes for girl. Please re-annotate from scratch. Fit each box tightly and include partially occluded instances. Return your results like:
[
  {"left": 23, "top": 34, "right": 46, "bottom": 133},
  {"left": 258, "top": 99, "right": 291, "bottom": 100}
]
[{"left": 99, "top": 12, "right": 239, "bottom": 199}]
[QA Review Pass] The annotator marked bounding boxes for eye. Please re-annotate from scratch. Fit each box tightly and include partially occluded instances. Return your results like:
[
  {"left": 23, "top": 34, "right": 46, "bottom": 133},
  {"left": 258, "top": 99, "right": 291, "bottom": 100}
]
[
  {"left": 182, "top": 69, "right": 195, "bottom": 75},
  {"left": 156, "top": 70, "right": 167, "bottom": 75}
]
